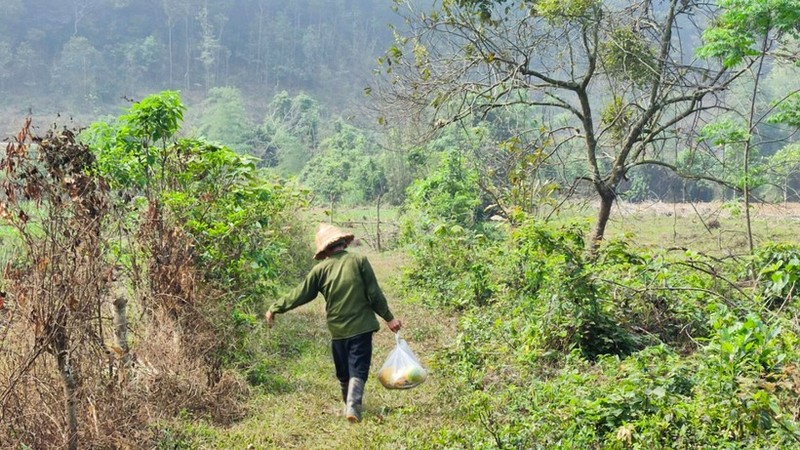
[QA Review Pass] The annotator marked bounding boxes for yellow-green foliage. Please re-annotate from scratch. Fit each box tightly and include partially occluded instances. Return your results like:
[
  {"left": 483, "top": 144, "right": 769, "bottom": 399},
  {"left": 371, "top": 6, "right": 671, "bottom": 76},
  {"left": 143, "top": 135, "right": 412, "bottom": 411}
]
[
  {"left": 536, "top": 0, "right": 598, "bottom": 21},
  {"left": 602, "top": 28, "right": 657, "bottom": 85},
  {"left": 600, "top": 96, "right": 634, "bottom": 141}
]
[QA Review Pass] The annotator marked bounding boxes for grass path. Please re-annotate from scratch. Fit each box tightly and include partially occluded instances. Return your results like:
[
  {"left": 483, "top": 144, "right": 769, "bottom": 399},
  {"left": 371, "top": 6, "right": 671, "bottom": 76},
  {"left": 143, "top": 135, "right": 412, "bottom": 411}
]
[{"left": 174, "top": 249, "right": 459, "bottom": 449}]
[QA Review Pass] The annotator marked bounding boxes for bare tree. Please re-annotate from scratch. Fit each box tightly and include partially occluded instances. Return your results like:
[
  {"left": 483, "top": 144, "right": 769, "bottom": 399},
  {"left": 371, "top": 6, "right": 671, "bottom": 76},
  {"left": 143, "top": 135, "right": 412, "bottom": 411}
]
[
  {"left": 1, "top": 120, "right": 111, "bottom": 449},
  {"left": 379, "top": 0, "right": 745, "bottom": 250}
]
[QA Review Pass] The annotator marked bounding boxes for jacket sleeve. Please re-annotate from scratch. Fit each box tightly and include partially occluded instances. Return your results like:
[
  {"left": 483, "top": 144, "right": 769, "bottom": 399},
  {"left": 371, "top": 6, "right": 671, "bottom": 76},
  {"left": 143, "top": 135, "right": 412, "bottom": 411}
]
[
  {"left": 268, "top": 268, "right": 320, "bottom": 314},
  {"left": 359, "top": 256, "right": 395, "bottom": 322}
]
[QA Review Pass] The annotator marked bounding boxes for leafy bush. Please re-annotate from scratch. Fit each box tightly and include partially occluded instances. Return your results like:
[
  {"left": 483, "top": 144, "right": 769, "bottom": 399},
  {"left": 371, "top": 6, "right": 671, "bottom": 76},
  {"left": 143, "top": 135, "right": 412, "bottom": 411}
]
[
  {"left": 750, "top": 242, "right": 800, "bottom": 308},
  {"left": 401, "top": 148, "right": 482, "bottom": 238},
  {"left": 400, "top": 214, "right": 800, "bottom": 448},
  {"left": 400, "top": 223, "right": 500, "bottom": 310},
  {"left": 83, "top": 91, "right": 311, "bottom": 374},
  {"left": 507, "top": 222, "right": 640, "bottom": 359},
  {"left": 434, "top": 314, "right": 800, "bottom": 448}
]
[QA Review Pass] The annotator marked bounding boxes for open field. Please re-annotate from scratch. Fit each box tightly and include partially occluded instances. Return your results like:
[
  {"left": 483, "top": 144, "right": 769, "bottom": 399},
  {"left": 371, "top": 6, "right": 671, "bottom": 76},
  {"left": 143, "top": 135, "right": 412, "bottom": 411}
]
[
  {"left": 547, "top": 200, "right": 800, "bottom": 255},
  {"left": 317, "top": 200, "right": 800, "bottom": 256}
]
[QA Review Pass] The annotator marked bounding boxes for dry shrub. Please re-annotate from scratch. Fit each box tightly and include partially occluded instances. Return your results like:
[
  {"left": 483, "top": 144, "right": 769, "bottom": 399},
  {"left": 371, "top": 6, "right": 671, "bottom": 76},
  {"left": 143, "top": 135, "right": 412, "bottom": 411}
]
[
  {"left": 0, "top": 120, "right": 249, "bottom": 449},
  {"left": 139, "top": 202, "right": 196, "bottom": 322},
  {"left": 0, "top": 321, "right": 247, "bottom": 449},
  {"left": 127, "top": 309, "right": 249, "bottom": 425}
]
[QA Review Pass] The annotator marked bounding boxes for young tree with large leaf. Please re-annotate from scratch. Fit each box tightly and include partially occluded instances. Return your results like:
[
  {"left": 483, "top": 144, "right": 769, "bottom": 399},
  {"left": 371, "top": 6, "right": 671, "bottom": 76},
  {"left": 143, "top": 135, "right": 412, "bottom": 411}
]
[
  {"left": 698, "top": 0, "right": 800, "bottom": 252},
  {"left": 84, "top": 91, "right": 309, "bottom": 375},
  {"left": 380, "top": 0, "right": 744, "bottom": 249}
]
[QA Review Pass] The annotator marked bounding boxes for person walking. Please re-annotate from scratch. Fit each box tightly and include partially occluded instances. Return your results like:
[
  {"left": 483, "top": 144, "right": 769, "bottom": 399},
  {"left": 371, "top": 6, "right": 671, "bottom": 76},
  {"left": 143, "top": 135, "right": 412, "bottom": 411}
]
[{"left": 265, "top": 223, "right": 402, "bottom": 423}]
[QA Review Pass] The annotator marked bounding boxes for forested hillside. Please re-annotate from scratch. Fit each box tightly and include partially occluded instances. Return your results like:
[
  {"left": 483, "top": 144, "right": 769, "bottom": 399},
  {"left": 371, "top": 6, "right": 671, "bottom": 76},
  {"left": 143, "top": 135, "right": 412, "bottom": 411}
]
[
  {"left": 2, "top": 0, "right": 800, "bottom": 448},
  {"left": 0, "top": 0, "right": 398, "bottom": 132}
]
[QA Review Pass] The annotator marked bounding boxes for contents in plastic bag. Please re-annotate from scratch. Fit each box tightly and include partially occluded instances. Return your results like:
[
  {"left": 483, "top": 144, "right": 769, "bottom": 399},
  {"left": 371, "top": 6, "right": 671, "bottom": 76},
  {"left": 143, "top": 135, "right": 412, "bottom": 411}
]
[
  {"left": 378, "top": 332, "right": 427, "bottom": 389},
  {"left": 378, "top": 364, "right": 426, "bottom": 389}
]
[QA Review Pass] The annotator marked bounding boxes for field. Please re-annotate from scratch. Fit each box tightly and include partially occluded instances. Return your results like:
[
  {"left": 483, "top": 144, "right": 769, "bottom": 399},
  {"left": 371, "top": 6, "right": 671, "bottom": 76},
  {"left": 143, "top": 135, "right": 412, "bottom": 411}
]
[
  {"left": 327, "top": 200, "right": 800, "bottom": 254},
  {"left": 567, "top": 200, "right": 800, "bottom": 253}
]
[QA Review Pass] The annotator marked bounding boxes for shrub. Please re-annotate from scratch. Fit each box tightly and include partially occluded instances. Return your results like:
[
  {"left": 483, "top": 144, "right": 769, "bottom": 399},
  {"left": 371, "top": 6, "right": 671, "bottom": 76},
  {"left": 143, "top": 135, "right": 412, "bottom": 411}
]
[
  {"left": 401, "top": 148, "right": 482, "bottom": 239},
  {"left": 750, "top": 242, "right": 800, "bottom": 309},
  {"left": 401, "top": 215, "right": 800, "bottom": 448}
]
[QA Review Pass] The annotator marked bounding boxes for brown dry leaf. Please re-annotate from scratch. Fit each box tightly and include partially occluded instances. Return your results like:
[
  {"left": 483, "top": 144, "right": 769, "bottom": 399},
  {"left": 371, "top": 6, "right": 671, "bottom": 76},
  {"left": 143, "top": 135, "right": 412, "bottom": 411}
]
[
  {"left": 106, "top": 343, "right": 126, "bottom": 356},
  {"left": 67, "top": 295, "right": 79, "bottom": 311},
  {"left": 24, "top": 180, "right": 41, "bottom": 200}
]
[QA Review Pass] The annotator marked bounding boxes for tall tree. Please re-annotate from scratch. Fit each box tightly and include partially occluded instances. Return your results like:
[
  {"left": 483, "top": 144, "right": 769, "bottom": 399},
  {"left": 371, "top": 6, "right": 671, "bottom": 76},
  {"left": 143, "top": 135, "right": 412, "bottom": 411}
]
[
  {"left": 196, "top": 86, "right": 252, "bottom": 151},
  {"left": 53, "top": 36, "right": 105, "bottom": 107},
  {"left": 379, "top": 0, "right": 746, "bottom": 249}
]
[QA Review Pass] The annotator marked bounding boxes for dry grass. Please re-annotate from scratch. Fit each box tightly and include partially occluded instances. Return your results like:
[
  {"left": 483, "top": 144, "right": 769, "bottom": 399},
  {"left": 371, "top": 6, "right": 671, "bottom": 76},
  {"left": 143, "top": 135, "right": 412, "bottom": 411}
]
[
  {"left": 0, "top": 303, "right": 250, "bottom": 449},
  {"left": 555, "top": 200, "right": 800, "bottom": 254}
]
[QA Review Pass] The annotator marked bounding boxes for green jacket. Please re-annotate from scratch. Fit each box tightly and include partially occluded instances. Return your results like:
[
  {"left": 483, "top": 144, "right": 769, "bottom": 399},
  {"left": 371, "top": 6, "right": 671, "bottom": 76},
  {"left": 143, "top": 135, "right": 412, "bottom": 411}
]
[{"left": 268, "top": 250, "right": 395, "bottom": 340}]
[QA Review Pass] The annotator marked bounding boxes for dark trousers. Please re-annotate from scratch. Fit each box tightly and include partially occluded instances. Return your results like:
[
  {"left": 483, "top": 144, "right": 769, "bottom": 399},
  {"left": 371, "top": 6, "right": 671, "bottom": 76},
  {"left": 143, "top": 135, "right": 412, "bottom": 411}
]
[{"left": 331, "top": 331, "right": 373, "bottom": 384}]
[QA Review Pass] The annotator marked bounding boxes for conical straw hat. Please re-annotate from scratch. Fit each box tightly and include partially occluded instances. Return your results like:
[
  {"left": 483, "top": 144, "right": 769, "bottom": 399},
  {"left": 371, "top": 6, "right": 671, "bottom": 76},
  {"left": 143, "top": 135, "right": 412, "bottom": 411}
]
[{"left": 314, "top": 223, "right": 354, "bottom": 260}]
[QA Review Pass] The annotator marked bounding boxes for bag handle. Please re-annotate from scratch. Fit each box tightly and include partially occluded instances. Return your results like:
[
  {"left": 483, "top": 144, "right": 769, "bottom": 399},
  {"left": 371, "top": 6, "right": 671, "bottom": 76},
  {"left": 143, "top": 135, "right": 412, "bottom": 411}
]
[{"left": 394, "top": 331, "right": 401, "bottom": 345}]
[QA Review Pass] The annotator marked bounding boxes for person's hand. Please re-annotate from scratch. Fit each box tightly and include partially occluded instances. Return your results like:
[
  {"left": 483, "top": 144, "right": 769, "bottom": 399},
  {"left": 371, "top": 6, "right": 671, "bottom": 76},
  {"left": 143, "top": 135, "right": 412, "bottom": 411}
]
[
  {"left": 387, "top": 318, "right": 402, "bottom": 333},
  {"left": 265, "top": 311, "right": 275, "bottom": 327}
]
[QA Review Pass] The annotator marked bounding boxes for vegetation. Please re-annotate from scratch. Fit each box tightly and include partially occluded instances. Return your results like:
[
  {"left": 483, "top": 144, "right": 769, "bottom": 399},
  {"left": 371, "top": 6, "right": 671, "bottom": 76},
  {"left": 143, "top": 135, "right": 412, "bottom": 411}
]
[
  {"left": 377, "top": 0, "right": 800, "bottom": 249},
  {"left": 1, "top": 0, "right": 800, "bottom": 448},
  {"left": 1, "top": 92, "right": 308, "bottom": 447},
  {"left": 395, "top": 207, "right": 800, "bottom": 448},
  {"left": 0, "top": 0, "right": 399, "bottom": 126}
]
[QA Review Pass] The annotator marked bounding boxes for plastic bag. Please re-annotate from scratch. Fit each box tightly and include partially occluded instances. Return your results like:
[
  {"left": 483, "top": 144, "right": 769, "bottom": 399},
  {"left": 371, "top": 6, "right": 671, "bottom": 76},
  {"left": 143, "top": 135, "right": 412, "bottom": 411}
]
[{"left": 377, "top": 332, "right": 427, "bottom": 389}]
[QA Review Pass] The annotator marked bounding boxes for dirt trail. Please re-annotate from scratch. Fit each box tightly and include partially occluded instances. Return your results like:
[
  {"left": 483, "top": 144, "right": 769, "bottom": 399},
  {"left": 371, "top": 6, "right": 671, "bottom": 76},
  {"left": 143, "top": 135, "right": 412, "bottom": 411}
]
[{"left": 185, "top": 249, "right": 458, "bottom": 449}]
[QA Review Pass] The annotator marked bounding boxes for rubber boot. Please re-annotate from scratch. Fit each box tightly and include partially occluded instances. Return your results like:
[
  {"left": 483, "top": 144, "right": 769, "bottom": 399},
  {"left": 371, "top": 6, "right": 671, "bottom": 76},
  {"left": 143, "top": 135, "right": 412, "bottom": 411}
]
[
  {"left": 340, "top": 380, "right": 349, "bottom": 415},
  {"left": 345, "top": 377, "right": 365, "bottom": 423}
]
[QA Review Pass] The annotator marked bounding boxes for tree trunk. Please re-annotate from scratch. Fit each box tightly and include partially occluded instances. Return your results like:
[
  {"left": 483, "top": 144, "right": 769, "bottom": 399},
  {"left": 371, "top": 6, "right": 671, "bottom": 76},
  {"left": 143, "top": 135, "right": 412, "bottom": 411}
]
[
  {"left": 743, "top": 34, "right": 770, "bottom": 254},
  {"left": 784, "top": 180, "right": 788, "bottom": 205},
  {"left": 184, "top": 16, "right": 191, "bottom": 91},
  {"left": 54, "top": 323, "right": 78, "bottom": 450},
  {"left": 112, "top": 294, "right": 132, "bottom": 383},
  {"left": 376, "top": 193, "right": 383, "bottom": 252},
  {"left": 590, "top": 186, "right": 615, "bottom": 254},
  {"left": 743, "top": 130, "right": 754, "bottom": 254},
  {"left": 167, "top": 17, "right": 174, "bottom": 86}
]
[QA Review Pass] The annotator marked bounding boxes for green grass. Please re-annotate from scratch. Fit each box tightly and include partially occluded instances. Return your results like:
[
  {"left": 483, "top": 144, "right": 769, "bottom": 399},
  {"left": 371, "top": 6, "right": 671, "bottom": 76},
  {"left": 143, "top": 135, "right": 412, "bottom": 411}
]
[{"left": 0, "top": 225, "right": 20, "bottom": 269}]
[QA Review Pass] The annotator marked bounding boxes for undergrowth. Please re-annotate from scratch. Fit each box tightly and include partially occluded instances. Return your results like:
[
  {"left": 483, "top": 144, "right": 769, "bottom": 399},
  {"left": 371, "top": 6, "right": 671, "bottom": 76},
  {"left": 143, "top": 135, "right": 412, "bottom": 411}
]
[{"left": 398, "top": 217, "right": 800, "bottom": 448}]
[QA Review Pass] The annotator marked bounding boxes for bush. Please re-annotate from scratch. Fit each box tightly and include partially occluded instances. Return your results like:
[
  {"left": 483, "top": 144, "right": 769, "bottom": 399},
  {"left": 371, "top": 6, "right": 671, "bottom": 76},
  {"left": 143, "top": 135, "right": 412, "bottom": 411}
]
[
  {"left": 400, "top": 215, "right": 800, "bottom": 448},
  {"left": 750, "top": 242, "right": 800, "bottom": 309},
  {"left": 399, "top": 223, "right": 500, "bottom": 310},
  {"left": 401, "top": 149, "right": 482, "bottom": 239}
]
